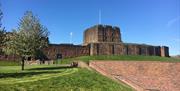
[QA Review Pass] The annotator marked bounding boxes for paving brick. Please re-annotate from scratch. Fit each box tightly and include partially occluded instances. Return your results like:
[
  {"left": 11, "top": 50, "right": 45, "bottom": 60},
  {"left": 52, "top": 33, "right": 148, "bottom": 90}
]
[{"left": 89, "top": 61, "right": 180, "bottom": 91}]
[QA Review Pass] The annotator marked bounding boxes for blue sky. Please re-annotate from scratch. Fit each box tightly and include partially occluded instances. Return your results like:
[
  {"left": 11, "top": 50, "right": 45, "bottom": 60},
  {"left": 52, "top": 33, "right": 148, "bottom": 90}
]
[{"left": 1, "top": 0, "right": 180, "bottom": 55}]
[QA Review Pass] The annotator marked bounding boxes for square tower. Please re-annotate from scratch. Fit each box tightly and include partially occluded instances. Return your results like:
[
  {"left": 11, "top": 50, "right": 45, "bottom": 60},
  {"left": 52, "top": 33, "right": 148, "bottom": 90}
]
[{"left": 83, "top": 25, "right": 122, "bottom": 45}]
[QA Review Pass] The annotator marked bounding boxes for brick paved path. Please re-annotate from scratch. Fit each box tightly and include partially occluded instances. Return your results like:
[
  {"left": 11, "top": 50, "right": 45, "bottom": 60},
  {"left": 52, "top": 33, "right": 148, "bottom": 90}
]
[{"left": 89, "top": 61, "right": 180, "bottom": 91}]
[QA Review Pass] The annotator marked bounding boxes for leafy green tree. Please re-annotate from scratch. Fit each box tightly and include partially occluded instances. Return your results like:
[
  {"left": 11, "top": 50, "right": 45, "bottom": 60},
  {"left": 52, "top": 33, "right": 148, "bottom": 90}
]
[
  {"left": 0, "top": 4, "right": 6, "bottom": 55},
  {"left": 3, "top": 11, "right": 49, "bottom": 70}
]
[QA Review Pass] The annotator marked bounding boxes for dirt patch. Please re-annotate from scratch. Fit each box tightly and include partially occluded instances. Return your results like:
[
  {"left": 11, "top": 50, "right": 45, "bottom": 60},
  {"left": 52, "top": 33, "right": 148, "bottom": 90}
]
[
  {"left": 89, "top": 61, "right": 180, "bottom": 91},
  {"left": 76, "top": 61, "right": 92, "bottom": 70}
]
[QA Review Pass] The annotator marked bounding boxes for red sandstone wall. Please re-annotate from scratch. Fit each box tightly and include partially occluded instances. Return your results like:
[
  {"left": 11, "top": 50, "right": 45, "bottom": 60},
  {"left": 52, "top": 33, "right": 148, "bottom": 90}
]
[
  {"left": 0, "top": 43, "right": 168, "bottom": 61},
  {"left": 83, "top": 26, "right": 98, "bottom": 45},
  {"left": 89, "top": 43, "right": 164, "bottom": 57},
  {"left": 83, "top": 25, "right": 121, "bottom": 45},
  {"left": 0, "top": 55, "right": 19, "bottom": 61},
  {"left": 161, "top": 46, "right": 169, "bottom": 57},
  {"left": 43, "top": 44, "right": 90, "bottom": 59}
]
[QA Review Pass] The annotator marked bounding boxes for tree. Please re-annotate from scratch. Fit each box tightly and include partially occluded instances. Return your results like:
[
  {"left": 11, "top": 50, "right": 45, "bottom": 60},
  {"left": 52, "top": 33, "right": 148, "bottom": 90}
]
[
  {"left": 0, "top": 4, "right": 6, "bottom": 55},
  {"left": 3, "top": 11, "right": 49, "bottom": 70}
]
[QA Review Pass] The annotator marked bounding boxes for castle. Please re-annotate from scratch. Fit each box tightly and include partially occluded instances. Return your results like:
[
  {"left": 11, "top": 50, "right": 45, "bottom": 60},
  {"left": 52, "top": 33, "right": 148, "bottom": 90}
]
[{"left": 43, "top": 25, "right": 169, "bottom": 59}]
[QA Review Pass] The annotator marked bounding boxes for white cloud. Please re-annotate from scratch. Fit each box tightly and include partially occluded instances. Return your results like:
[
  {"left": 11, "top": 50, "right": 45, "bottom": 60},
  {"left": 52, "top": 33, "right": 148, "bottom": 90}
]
[
  {"left": 167, "top": 16, "right": 180, "bottom": 27},
  {"left": 70, "top": 32, "right": 73, "bottom": 36},
  {"left": 173, "top": 38, "right": 180, "bottom": 42}
]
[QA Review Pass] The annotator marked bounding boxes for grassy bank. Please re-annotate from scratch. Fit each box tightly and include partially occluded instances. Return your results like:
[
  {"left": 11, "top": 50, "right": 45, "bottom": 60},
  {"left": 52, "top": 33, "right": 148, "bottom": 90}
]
[
  {"left": 0, "top": 65, "right": 132, "bottom": 91},
  {"left": 59, "top": 55, "right": 180, "bottom": 64}
]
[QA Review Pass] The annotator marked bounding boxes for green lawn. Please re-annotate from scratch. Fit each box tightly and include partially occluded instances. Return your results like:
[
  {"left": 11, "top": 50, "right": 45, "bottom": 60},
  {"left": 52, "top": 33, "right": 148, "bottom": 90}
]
[
  {"left": 59, "top": 55, "right": 180, "bottom": 64},
  {"left": 0, "top": 60, "right": 20, "bottom": 66},
  {"left": 1, "top": 55, "right": 179, "bottom": 66},
  {"left": 0, "top": 65, "right": 132, "bottom": 91},
  {"left": 1, "top": 55, "right": 178, "bottom": 91}
]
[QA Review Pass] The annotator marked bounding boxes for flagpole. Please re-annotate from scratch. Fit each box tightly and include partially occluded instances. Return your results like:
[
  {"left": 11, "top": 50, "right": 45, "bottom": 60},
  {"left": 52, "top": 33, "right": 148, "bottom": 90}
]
[{"left": 70, "top": 32, "right": 72, "bottom": 44}]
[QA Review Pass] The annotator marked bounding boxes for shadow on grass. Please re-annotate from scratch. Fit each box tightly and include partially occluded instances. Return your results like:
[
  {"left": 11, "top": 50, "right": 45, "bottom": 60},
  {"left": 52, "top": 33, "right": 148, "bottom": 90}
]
[
  {"left": 0, "top": 66, "right": 73, "bottom": 78},
  {"left": 0, "top": 71, "right": 60, "bottom": 78},
  {"left": 27, "top": 66, "right": 73, "bottom": 71}
]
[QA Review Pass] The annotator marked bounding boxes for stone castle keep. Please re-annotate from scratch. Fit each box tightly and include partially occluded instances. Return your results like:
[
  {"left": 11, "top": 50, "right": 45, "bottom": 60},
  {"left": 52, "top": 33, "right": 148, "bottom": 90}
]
[{"left": 43, "top": 25, "right": 169, "bottom": 59}]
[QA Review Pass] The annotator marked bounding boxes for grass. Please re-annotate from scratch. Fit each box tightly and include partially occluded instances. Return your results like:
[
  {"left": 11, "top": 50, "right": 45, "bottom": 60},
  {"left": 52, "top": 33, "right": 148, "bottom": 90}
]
[
  {"left": 0, "top": 65, "right": 132, "bottom": 91},
  {"left": 1, "top": 55, "right": 178, "bottom": 90},
  {"left": 0, "top": 60, "right": 20, "bottom": 66},
  {"left": 1, "top": 55, "right": 178, "bottom": 91},
  {"left": 1, "top": 55, "right": 179, "bottom": 66},
  {"left": 59, "top": 55, "right": 180, "bottom": 64}
]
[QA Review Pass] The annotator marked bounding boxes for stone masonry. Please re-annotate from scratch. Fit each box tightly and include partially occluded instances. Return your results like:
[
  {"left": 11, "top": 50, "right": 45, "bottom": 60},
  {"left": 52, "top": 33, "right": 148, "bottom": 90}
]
[
  {"left": 43, "top": 24, "right": 169, "bottom": 59},
  {"left": 83, "top": 25, "right": 121, "bottom": 45},
  {"left": 83, "top": 25, "right": 169, "bottom": 57},
  {"left": 43, "top": 44, "right": 89, "bottom": 60}
]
